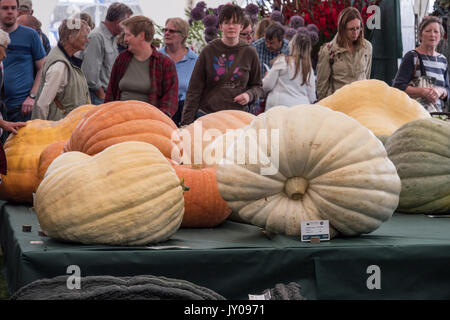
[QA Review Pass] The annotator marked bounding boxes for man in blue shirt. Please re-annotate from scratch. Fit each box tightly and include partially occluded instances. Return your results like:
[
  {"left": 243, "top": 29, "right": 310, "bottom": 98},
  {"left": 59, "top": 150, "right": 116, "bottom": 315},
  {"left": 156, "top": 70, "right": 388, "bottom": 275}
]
[
  {"left": 251, "top": 23, "right": 289, "bottom": 79},
  {"left": 0, "top": 0, "right": 45, "bottom": 125}
]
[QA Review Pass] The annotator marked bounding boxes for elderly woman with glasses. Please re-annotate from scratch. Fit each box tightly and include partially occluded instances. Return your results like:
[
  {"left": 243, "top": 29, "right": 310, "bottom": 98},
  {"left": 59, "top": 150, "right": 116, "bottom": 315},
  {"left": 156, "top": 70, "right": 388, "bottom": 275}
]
[
  {"left": 105, "top": 15, "right": 178, "bottom": 118},
  {"left": 159, "top": 17, "right": 198, "bottom": 126},
  {"left": 316, "top": 7, "right": 372, "bottom": 100}
]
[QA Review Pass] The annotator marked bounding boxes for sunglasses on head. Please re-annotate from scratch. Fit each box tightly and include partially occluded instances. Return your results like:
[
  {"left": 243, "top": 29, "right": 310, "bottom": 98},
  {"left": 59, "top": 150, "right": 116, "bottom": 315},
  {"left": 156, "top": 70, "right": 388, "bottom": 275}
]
[{"left": 163, "top": 28, "right": 181, "bottom": 34}]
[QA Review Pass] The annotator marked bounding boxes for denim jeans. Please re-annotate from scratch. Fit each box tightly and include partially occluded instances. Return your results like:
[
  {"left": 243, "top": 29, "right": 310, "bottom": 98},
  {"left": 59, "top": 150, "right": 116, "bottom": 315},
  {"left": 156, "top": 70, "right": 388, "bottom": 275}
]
[{"left": 89, "top": 89, "right": 105, "bottom": 105}]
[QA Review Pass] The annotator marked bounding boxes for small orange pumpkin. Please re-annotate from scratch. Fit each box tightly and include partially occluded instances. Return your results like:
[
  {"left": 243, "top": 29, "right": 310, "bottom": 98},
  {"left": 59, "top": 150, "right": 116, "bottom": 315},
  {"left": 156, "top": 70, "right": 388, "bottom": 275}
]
[{"left": 173, "top": 164, "right": 231, "bottom": 228}]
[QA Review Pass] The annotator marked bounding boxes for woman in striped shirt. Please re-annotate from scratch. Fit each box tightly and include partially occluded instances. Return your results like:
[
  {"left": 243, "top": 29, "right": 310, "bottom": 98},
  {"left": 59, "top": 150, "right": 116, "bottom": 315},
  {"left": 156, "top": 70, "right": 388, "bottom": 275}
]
[{"left": 393, "top": 16, "right": 449, "bottom": 112}]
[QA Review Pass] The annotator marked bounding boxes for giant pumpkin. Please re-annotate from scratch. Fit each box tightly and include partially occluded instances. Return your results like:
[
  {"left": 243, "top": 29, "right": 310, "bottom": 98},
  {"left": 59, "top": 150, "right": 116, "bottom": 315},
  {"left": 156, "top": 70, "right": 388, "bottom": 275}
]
[
  {"left": 179, "top": 110, "right": 254, "bottom": 167},
  {"left": 216, "top": 105, "right": 401, "bottom": 238},
  {"left": 0, "top": 105, "right": 95, "bottom": 203},
  {"left": 64, "top": 100, "right": 180, "bottom": 159},
  {"left": 385, "top": 118, "right": 450, "bottom": 214},
  {"left": 34, "top": 141, "right": 185, "bottom": 246},
  {"left": 173, "top": 164, "right": 231, "bottom": 228},
  {"left": 318, "top": 79, "right": 431, "bottom": 136}
]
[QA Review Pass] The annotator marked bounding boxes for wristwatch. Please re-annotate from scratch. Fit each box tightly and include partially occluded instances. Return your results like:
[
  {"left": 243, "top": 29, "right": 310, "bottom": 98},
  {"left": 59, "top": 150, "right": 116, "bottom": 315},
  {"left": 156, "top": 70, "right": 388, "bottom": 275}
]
[{"left": 29, "top": 93, "right": 36, "bottom": 99}]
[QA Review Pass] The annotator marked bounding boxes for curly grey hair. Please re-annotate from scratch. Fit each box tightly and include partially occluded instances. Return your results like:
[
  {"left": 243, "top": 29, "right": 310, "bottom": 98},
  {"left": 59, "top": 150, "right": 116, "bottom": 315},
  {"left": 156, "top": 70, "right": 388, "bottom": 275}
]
[{"left": 58, "top": 18, "right": 90, "bottom": 46}]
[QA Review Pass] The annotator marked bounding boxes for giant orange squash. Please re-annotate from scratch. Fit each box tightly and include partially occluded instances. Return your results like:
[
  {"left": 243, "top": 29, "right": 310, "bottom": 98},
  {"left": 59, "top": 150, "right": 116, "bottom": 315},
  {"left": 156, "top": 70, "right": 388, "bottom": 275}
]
[
  {"left": 179, "top": 110, "right": 255, "bottom": 167},
  {"left": 173, "top": 164, "right": 231, "bottom": 228},
  {"left": 64, "top": 101, "right": 180, "bottom": 159},
  {"left": 0, "top": 105, "right": 95, "bottom": 203}
]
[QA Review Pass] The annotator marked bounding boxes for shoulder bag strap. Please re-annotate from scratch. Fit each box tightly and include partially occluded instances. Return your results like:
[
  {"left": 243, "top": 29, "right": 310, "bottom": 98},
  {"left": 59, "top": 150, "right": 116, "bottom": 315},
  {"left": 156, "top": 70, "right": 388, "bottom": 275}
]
[
  {"left": 327, "top": 42, "right": 336, "bottom": 93},
  {"left": 413, "top": 50, "right": 427, "bottom": 77}
]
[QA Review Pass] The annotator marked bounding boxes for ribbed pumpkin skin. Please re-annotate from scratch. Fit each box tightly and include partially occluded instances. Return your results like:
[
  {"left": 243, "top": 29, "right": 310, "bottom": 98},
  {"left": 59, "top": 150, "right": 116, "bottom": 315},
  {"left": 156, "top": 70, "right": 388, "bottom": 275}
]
[
  {"left": 173, "top": 164, "right": 231, "bottom": 227},
  {"left": 385, "top": 118, "right": 450, "bottom": 214},
  {"left": 35, "top": 141, "right": 185, "bottom": 246},
  {"left": 180, "top": 110, "right": 254, "bottom": 166},
  {"left": 37, "top": 140, "right": 66, "bottom": 184},
  {"left": 64, "top": 100, "right": 179, "bottom": 159},
  {"left": 0, "top": 105, "right": 95, "bottom": 203},
  {"left": 318, "top": 79, "right": 431, "bottom": 136},
  {"left": 217, "top": 105, "right": 401, "bottom": 238}
]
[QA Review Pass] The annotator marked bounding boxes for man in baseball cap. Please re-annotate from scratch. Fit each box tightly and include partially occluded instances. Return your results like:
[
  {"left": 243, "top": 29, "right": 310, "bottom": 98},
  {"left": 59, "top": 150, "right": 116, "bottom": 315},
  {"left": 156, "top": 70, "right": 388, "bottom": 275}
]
[{"left": 18, "top": 0, "right": 33, "bottom": 16}]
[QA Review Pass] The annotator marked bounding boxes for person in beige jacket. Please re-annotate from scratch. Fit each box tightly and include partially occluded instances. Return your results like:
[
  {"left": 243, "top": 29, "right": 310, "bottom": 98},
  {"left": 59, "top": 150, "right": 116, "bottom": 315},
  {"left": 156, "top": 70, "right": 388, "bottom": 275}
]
[{"left": 316, "top": 7, "right": 372, "bottom": 101}]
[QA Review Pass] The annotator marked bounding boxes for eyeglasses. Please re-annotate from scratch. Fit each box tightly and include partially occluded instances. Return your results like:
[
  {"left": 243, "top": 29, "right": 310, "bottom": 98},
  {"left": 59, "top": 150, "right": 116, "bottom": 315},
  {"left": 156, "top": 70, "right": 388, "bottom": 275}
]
[
  {"left": 240, "top": 32, "right": 254, "bottom": 38},
  {"left": 346, "top": 27, "right": 361, "bottom": 32},
  {"left": 163, "top": 28, "right": 181, "bottom": 34}
]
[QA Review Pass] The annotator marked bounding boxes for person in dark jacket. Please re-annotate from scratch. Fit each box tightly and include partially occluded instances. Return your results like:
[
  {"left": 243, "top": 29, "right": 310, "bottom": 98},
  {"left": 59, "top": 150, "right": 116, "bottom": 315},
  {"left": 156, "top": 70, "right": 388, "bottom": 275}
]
[{"left": 180, "top": 4, "right": 262, "bottom": 125}]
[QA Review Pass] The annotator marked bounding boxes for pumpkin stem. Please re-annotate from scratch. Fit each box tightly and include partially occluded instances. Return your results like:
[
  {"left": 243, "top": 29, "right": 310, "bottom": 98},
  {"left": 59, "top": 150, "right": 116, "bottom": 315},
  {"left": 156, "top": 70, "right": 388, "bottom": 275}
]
[
  {"left": 180, "top": 178, "right": 190, "bottom": 192},
  {"left": 285, "top": 177, "right": 309, "bottom": 200}
]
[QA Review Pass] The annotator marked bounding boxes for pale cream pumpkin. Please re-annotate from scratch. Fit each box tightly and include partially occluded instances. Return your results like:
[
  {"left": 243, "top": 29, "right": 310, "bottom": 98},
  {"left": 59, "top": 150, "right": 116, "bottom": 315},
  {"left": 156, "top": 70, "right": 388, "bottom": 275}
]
[
  {"left": 216, "top": 105, "right": 401, "bottom": 238},
  {"left": 34, "top": 141, "right": 185, "bottom": 246},
  {"left": 318, "top": 79, "right": 431, "bottom": 136}
]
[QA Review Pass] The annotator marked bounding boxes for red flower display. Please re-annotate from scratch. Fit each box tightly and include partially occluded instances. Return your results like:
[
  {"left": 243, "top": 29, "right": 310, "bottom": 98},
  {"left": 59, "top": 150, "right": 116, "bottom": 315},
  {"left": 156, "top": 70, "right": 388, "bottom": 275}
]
[{"left": 261, "top": 0, "right": 381, "bottom": 43}]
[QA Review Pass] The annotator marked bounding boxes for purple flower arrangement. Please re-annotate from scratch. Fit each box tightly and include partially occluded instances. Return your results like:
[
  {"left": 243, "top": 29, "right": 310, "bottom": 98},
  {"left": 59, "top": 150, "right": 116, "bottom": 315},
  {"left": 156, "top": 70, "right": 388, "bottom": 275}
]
[
  {"left": 188, "top": 2, "right": 318, "bottom": 46},
  {"left": 286, "top": 15, "right": 319, "bottom": 46}
]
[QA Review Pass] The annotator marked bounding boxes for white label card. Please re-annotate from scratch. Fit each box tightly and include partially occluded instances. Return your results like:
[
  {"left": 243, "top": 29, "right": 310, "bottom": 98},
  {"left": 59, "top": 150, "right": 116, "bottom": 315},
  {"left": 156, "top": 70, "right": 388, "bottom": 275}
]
[
  {"left": 248, "top": 290, "right": 271, "bottom": 300},
  {"left": 301, "top": 220, "right": 330, "bottom": 242}
]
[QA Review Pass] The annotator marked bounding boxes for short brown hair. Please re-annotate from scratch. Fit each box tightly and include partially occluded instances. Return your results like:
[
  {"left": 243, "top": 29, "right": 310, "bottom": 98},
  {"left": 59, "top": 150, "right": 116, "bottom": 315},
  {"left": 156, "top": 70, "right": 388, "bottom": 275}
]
[
  {"left": 121, "top": 15, "right": 155, "bottom": 43},
  {"left": 336, "top": 7, "right": 365, "bottom": 48},
  {"left": 418, "top": 16, "right": 445, "bottom": 42},
  {"left": 219, "top": 3, "right": 244, "bottom": 25},
  {"left": 58, "top": 18, "right": 90, "bottom": 45},
  {"left": 106, "top": 2, "right": 133, "bottom": 22},
  {"left": 165, "top": 17, "right": 190, "bottom": 45}
]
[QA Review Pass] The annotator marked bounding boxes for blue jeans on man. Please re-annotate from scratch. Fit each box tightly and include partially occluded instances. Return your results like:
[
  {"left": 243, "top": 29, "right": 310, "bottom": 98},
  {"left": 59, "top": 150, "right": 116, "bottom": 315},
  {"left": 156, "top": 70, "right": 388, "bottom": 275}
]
[{"left": 89, "top": 89, "right": 104, "bottom": 105}]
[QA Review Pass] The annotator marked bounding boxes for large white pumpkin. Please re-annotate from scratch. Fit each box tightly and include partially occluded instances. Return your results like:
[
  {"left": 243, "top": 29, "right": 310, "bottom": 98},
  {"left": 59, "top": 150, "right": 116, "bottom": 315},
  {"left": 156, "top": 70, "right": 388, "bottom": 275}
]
[
  {"left": 34, "top": 141, "right": 185, "bottom": 246},
  {"left": 216, "top": 105, "right": 401, "bottom": 238}
]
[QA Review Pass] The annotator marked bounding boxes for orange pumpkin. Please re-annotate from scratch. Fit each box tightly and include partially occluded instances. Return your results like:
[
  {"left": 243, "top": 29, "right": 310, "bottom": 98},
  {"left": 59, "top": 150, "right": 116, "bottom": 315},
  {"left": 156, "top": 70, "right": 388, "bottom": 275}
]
[
  {"left": 64, "top": 100, "right": 180, "bottom": 159},
  {"left": 0, "top": 105, "right": 95, "bottom": 203},
  {"left": 173, "top": 164, "right": 231, "bottom": 228},
  {"left": 37, "top": 140, "right": 66, "bottom": 184},
  {"left": 180, "top": 110, "right": 255, "bottom": 167}
]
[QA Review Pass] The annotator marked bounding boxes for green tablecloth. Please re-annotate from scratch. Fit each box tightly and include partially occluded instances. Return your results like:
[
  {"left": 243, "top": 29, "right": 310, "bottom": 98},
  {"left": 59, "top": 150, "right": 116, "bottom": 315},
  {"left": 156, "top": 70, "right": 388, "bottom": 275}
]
[{"left": 1, "top": 201, "right": 450, "bottom": 299}]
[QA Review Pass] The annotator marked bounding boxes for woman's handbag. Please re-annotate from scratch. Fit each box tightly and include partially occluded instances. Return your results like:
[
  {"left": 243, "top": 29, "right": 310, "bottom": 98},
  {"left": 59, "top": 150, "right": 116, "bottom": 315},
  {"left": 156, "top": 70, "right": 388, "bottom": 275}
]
[{"left": 409, "top": 50, "right": 440, "bottom": 112}]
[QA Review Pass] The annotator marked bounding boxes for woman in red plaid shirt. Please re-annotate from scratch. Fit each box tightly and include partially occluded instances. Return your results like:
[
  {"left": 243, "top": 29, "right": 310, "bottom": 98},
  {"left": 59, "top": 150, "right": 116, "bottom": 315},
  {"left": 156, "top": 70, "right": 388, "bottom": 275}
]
[{"left": 104, "top": 16, "right": 179, "bottom": 118}]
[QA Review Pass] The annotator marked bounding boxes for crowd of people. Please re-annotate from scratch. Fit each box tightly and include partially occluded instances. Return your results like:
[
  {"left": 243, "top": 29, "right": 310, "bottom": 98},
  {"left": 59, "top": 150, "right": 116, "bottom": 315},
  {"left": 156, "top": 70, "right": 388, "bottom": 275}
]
[{"left": 0, "top": 1, "right": 448, "bottom": 139}]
